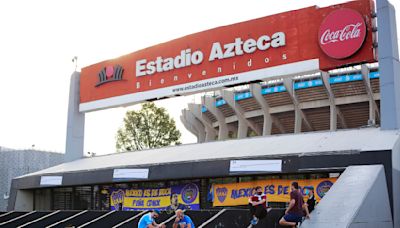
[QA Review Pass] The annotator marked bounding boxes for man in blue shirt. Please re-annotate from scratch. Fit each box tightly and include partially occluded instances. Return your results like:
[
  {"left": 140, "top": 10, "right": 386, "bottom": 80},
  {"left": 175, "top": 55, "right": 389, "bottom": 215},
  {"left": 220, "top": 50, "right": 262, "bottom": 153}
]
[
  {"left": 138, "top": 209, "right": 166, "bottom": 228},
  {"left": 173, "top": 209, "right": 195, "bottom": 228}
]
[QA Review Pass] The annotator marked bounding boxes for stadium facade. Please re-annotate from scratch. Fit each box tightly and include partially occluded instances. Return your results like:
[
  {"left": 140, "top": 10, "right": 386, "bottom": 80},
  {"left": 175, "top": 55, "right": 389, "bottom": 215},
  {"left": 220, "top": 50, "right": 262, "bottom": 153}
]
[
  {"left": 5, "top": 0, "right": 400, "bottom": 227},
  {"left": 180, "top": 64, "right": 381, "bottom": 142}
]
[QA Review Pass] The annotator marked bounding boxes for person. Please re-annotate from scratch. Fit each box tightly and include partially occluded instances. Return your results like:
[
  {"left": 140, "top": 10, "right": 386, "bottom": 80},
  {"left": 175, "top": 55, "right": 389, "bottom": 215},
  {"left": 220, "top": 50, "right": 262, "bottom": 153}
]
[
  {"left": 166, "top": 193, "right": 188, "bottom": 212},
  {"left": 279, "top": 182, "right": 310, "bottom": 228},
  {"left": 305, "top": 186, "right": 316, "bottom": 213},
  {"left": 173, "top": 209, "right": 195, "bottom": 228},
  {"left": 248, "top": 186, "right": 268, "bottom": 225},
  {"left": 138, "top": 209, "right": 166, "bottom": 228}
]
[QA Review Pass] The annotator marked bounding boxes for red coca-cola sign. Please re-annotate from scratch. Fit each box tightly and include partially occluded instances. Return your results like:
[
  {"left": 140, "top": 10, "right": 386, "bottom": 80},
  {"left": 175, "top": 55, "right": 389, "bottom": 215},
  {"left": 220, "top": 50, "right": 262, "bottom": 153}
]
[{"left": 318, "top": 8, "right": 367, "bottom": 59}]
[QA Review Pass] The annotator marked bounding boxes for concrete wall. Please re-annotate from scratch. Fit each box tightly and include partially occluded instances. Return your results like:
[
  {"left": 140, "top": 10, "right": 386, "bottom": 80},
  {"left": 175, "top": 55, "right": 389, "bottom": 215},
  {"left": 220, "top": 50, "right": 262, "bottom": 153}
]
[
  {"left": 0, "top": 148, "right": 64, "bottom": 211},
  {"left": 301, "top": 165, "right": 393, "bottom": 228}
]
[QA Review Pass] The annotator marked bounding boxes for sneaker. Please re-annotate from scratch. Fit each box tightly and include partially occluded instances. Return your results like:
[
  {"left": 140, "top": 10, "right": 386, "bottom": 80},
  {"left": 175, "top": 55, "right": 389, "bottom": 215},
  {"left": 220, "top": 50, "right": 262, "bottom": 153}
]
[{"left": 251, "top": 218, "right": 259, "bottom": 225}]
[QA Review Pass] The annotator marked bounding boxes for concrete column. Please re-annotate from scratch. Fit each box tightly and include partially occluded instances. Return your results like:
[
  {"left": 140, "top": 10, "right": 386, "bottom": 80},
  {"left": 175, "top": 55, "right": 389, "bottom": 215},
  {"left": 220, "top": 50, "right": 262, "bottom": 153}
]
[
  {"left": 250, "top": 84, "right": 273, "bottom": 135},
  {"left": 283, "top": 78, "right": 313, "bottom": 132},
  {"left": 321, "top": 72, "right": 347, "bottom": 130},
  {"left": 65, "top": 71, "right": 85, "bottom": 162},
  {"left": 361, "top": 64, "right": 379, "bottom": 124},
  {"left": 182, "top": 110, "right": 206, "bottom": 142},
  {"left": 202, "top": 96, "right": 229, "bottom": 140},
  {"left": 188, "top": 104, "right": 217, "bottom": 142},
  {"left": 294, "top": 109, "right": 302, "bottom": 133},
  {"left": 377, "top": 0, "right": 400, "bottom": 130},
  {"left": 220, "top": 90, "right": 262, "bottom": 135},
  {"left": 377, "top": 1, "right": 400, "bottom": 227},
  {"left": 180, "top": 115, "right": 201, "bottom": 143},
  {"left": 263, "top": 116, "right": 273, "bottom": 135},
  {"left": 330, "top": 105, "right": 337, "bottom": 131},
  {"left": 237, "top": 119, "right": 248, "bottom": 139}
]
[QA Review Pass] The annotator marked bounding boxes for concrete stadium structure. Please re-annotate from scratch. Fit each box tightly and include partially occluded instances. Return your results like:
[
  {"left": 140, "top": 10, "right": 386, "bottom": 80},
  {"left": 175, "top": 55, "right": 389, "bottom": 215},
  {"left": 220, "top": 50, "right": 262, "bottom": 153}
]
[
  {"left": 0, "top": 147, "right": 64, "bottom": 211},
  {"left": 3, "top": 0, "right": 400, "bottom": 227},
  {"left": 181, "top": 64, "right": 381, "bottom": 142}
]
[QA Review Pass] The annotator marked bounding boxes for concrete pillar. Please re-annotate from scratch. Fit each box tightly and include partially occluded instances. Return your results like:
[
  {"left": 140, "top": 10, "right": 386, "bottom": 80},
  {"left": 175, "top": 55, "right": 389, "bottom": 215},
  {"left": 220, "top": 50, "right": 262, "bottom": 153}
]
[
  {"left": 330, "top": 105, "right": 337, "bottom": 131},
  {"left": 263, "top": 116, "right": 273, "bottom": 135},
  {"left": 202, "top": 96, "right": 229, "bottom": 140},
  {"left": 294, "top": 109, "right": 302, "bottom": 133},
  {"left": 250, "top": 84, "right": 273, "bottom": 135},
  {"left": 180, "top": 115, "right": 201, "bottom": 143},
  {"left": 377, "top": 1, "right": 400, "bottom": 226},
  {"left": 220, "top": 90, "right": 262, "bottom": 135},
  {"left": 65, "top": 71, "right": 85, "bottom": 162},
  {"left": 182, "top": 110, "right": 206, "bottom": 143},
  {"left": 237, "top": 119, "right": 248, "bottom": 139},
  {"left": 283, "top": 78, "right": 313, "bottom": 132},
  {"left": 321, "top": 71, "right": 347, "bottom": 130},
  {"left": 188, "top": 104, "right": 217, "bottom": 142},
  {"left": 361, "top": 64, "right": 379, "bottom": 124},
  {"left": 377, "top": 0, "right": 400, "bottom": 130}
]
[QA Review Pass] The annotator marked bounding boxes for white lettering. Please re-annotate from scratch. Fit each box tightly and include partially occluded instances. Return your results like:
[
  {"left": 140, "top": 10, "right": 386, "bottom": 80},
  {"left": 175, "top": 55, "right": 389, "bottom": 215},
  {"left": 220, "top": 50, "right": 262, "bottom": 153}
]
[
  {"left": 320, "top": 23, "right": 362, "bottom": 45},
  {"left": 136, "top": 31, "right": 286, "bottom": 77},
  {"left": 136, "top": 59, "right": 147, "bottom": 76},
  {"left": 162, "top": 58, "right": 174, "bottom": 71},
  {"left": 146, "top": 61, "right": 156, "bottom": 75},
  {"left": 223, "top": 43, "right": 235, "bottom": 58},
  {"left": 271, "top": 32, "right": 286, "bottom": 47},
  {"left": 209, "top": 43, "right": 224, "bottom": 61},
  {"left": 234, "top": 38, "right": 244, "bottom": 55},
  {"left": 256, "top": 35, "right": 271, "bottom": 50},
  {"left": 243, "top": 39, "right": 257, "bottom": 53},
  {"left": 191, "top": 51, "right": 203, "bottom": 65},
  {"left": 247, "top": 59, "right": 252, "bottom": 67},
  {"left": 174, "top": 50, "right": 186, "bottom": 68}
]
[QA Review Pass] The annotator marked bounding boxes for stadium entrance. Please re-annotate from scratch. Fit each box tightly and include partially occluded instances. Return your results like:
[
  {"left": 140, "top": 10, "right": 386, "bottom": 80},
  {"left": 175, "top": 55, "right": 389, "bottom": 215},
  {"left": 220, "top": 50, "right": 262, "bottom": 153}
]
[{"left": 6, "top": 0, "right": 400, "bottom": 227}]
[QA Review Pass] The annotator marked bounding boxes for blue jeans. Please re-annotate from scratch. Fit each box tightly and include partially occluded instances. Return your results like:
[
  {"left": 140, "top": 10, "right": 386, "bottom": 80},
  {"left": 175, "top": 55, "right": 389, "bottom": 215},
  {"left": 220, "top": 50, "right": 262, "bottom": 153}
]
[{"left": 283, "top": 213, "right": 303, "bottom": 223}]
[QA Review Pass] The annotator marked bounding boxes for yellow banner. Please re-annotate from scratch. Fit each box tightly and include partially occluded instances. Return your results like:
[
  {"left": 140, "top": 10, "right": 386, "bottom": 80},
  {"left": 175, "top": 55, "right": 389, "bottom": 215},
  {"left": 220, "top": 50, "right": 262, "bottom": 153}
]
[
  {"left": 213, "top": 178, "right": 337, "bottom": 206},
  {"left": 110, "top": 183, "right": 200, "bottom": 210}
]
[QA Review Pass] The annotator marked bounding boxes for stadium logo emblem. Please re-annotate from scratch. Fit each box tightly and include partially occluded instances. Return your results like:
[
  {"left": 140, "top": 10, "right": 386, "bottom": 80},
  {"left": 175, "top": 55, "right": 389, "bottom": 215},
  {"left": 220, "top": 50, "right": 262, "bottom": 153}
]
[
  {"left": 110, "top": 189, "right": 125, "bottom": 209},
  {"left": 316, "top": 180, "right": 333, "bottom": 198},
  {"left": 216, "top": 187, "right": 228, "bottom": 203},
  {"left": 181, "top": 183, "right": 199, "bottom": 204},
  {"left": 318, "top": 8, "right": 366, "bottom": 59},
  {"left": 96, "top": 65, "right": 124, "bottom": 87}
]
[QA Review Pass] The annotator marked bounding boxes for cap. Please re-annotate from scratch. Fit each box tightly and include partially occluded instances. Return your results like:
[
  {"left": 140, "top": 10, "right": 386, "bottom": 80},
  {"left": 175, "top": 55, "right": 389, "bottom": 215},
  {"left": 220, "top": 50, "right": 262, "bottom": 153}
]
[{"left": 153, "top": 209, "right": 161, "bottom": 214}]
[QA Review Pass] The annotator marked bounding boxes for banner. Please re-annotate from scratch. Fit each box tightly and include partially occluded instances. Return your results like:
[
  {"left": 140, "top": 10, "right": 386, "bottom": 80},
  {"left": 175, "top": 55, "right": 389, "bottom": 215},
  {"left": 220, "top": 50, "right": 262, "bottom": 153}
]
[
  {"left": 213, "top": 178, "right": 337, "bottom": 207},
  {"left": 110, "top": 182, "right": 200, "bottom": 211},
  {"left": 79, "top": 0, "right": 375, "bottom": 112}
]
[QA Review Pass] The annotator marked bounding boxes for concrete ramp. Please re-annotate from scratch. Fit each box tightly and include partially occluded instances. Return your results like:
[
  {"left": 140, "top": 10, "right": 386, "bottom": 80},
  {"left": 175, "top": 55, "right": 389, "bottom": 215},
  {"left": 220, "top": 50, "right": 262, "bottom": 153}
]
[{"left": 301, "top": 165, "right": 393, "bottom": 228}]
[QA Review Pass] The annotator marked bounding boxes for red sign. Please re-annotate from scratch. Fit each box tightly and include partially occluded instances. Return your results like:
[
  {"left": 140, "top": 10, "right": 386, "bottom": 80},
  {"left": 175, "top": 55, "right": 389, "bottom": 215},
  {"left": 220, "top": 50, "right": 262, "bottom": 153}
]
[
  {"left": 318, "top": 8, "right": 367, "bottom": 59},
  {"left": 80, "top": 0, "right": 375, "bottom": 112}
]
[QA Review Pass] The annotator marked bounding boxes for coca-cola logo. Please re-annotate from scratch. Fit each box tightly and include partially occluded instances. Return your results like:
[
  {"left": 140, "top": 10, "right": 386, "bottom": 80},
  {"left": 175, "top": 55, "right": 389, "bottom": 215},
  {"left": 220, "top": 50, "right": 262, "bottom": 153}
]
[{"left": 318, "top": 8, "right": 366, "bottom": 59}]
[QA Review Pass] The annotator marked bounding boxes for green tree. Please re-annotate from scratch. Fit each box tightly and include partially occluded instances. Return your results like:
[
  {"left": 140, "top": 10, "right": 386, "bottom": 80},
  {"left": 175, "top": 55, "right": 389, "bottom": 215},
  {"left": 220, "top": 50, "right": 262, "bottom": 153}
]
[{"left": 116, "top": 102, "right": 181, "bottom": 152}]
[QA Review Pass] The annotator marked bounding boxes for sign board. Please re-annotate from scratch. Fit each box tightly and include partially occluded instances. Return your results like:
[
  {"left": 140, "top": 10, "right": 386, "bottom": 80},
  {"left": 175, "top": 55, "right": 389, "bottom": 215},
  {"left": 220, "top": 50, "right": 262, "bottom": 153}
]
[
  {"left": 113, "top": 168, "right": 149, "bottom": 180},
  {"left": 212, "top": 178, "right": 337, "bottom": 206},
  {"left": 80, "top": 0, "right": 375, "bottom": 112},
  {"left": 40, "top": 176, "right": 63, "bottom": 186},
  {"left": 230, "top": 160, "right": 282, "bottom": 172},
  {"left": 110, "top": 182, "right": 200, "bottom": 211}
]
